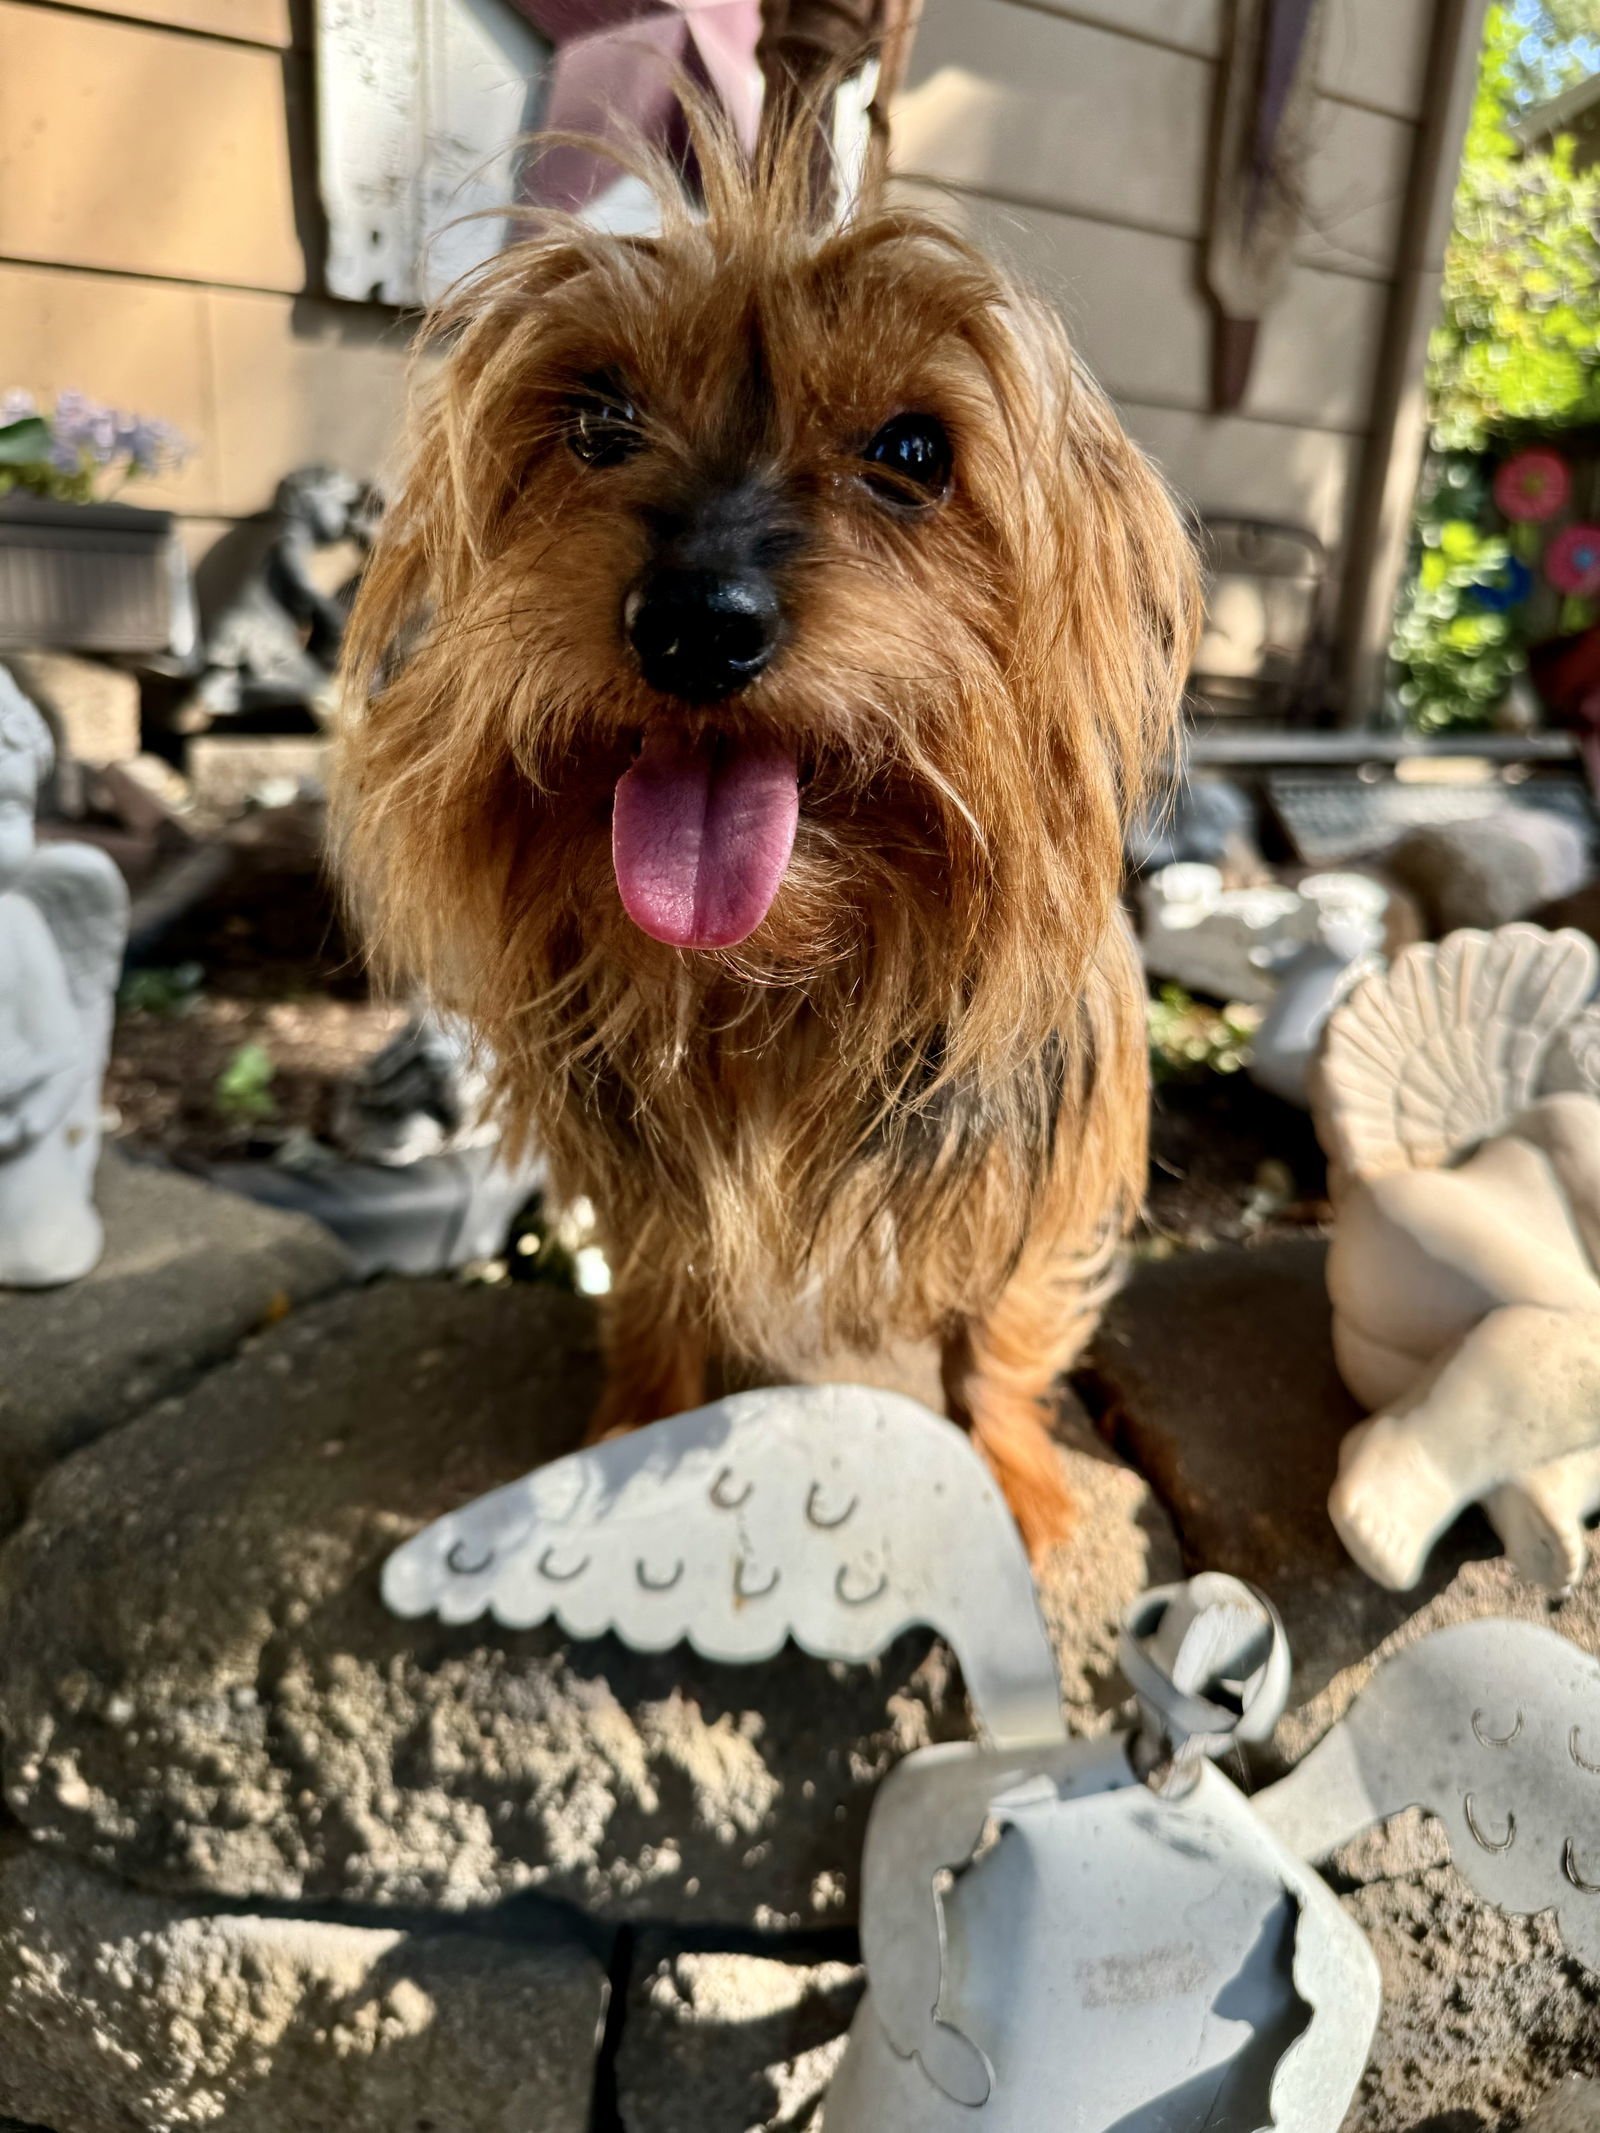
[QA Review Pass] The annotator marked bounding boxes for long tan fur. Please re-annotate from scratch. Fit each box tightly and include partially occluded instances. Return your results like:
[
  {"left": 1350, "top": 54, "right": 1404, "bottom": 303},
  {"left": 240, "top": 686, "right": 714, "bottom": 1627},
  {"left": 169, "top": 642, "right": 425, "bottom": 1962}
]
[{"left": 334, "top": 104, "right": 1200, "bottom": 1556}]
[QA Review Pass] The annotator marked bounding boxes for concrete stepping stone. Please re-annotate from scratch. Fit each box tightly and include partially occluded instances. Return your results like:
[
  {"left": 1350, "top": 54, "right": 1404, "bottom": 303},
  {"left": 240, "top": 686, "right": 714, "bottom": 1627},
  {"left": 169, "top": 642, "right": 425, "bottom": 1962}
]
[
  {"left": 0, "top": 1839, "right": 605, "bottom": 2133},
  {"left": 0, "top": 1147, "right": 350, "bottom": 1535},
  {"left": 616, "top": 1937, "right": 862, "bottom": 2133}
]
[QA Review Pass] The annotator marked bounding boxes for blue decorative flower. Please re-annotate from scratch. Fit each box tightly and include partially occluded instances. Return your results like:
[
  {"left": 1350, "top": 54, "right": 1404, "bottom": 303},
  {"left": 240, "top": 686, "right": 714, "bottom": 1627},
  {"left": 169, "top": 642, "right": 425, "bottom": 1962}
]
[{"left": 1466, "top": 556, "right": 1533, "bottom": 612}]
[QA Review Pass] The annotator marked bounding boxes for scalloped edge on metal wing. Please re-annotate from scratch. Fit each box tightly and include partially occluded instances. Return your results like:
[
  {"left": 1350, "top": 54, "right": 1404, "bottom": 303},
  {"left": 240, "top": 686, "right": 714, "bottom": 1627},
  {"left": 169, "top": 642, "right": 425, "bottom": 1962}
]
[{"left": 381, "top": 1382, "right": 1068, "bottom": 1748}]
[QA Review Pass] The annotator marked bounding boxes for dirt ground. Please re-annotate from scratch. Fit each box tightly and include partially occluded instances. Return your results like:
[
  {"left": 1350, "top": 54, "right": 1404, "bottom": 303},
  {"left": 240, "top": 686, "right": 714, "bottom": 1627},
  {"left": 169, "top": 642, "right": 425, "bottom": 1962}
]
[
  {"left": 108, "top": 803, "right": 403, "bottom": 1162},
  {"left": 1143, "top": 1071, "right": 1330, "bottom": 1254}
]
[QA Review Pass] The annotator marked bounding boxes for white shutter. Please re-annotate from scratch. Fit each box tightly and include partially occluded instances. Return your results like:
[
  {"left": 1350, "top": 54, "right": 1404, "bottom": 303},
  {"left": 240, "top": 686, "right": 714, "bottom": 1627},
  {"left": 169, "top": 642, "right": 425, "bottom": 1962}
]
[{"left": 317, "top": 0, "right": 550, "bottom": 307}]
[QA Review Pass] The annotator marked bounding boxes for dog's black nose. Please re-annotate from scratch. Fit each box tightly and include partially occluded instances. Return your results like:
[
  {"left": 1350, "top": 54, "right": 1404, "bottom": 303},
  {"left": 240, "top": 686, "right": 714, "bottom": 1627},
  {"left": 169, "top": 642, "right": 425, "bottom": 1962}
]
[{"left": 625, "top": 570, "right": 782, "bottom": 703}]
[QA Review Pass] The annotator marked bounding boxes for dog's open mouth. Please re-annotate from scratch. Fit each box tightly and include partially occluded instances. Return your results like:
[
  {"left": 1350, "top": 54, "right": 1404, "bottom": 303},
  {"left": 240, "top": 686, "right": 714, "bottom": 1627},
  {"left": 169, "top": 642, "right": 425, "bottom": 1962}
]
[{"left": 611, "top": 727, "right": 800, "bottom": 950}]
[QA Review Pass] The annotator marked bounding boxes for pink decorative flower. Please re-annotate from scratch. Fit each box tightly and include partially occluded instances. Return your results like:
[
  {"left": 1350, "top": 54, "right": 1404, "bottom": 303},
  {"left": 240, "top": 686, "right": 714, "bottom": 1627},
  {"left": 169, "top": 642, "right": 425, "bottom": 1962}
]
[
  {"left": 1547, "top": 523, "right": 1600, "bottom": 599},
  {"left": 1494, "top": 447, "right": 1571, "bottom": 523}
]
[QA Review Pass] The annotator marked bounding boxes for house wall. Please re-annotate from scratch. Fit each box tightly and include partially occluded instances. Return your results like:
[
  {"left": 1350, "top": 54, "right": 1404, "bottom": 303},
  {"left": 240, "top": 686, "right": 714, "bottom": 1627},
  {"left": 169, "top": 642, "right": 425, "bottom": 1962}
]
[
  {"left": 889, "top": 0, "right": 1444, "bottom": 672},
  {"left": 0, "top": 0, "right": 412, "bottom": 570},
  {"left": 1, "top": 0, "right": 1459, "bottom": 698}
]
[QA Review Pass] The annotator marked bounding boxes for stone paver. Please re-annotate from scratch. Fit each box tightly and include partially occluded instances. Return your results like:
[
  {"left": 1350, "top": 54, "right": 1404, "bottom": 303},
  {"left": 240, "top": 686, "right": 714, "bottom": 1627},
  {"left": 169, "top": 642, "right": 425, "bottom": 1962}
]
[
  {"left": 0, "top": 1148, "right": 350, "bottom": 1534},
  {"left": 1086, "top": 1236, "right": 1490, "bottom": 1708},
  {"left": 1333, "top": 1812, "right": 1600, "bottom": 2133},
  {"left": 616, "top": 1937, "right": 862, "bottom": 2133},
  {"left": 0, "top": 1840, "right": 605, "bottom": 2133},
  {"left": 0, "top": 1275, "right": 1174, "bottom": 1929}
]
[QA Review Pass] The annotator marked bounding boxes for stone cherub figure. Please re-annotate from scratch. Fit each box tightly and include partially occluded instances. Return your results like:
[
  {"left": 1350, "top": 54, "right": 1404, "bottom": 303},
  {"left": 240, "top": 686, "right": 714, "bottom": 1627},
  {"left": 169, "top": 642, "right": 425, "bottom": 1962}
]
[
  {"left": 1313, "top": 924, "right": 1600, "bottom": 1592},
  {"left": 0, "top": 671, "right": 128, "bottom": 1286}
]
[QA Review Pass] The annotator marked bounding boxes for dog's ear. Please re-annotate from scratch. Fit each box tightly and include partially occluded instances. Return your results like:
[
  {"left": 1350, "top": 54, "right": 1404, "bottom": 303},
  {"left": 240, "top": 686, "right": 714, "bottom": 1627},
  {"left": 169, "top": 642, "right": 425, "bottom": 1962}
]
[
  {"left": 994, "top": 310, "right": 1199, "bottom": 842},
  {"left": 1057, "top": 359, "right": 1201, "bottom": 829}
]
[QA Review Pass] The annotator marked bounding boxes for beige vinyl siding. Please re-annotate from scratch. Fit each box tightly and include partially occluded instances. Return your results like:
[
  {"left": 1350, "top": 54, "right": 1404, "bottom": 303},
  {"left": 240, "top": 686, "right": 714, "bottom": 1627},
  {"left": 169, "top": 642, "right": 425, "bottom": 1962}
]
[
  {"left": 0, "top": 0, "right": 408, "bottom": 536},
  {"left": 26, "top": 0, "right": 291, "bottom": 43},
  {"left": 892, "top": 0, "right": 1440, "bottom": 598}
]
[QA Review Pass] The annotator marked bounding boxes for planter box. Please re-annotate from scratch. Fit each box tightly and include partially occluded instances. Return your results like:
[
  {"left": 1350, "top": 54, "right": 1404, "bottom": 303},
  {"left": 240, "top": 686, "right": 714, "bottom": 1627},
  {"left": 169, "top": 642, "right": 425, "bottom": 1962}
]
[{"left": 0, "top": 496, "right": 195, "bottom": 658}]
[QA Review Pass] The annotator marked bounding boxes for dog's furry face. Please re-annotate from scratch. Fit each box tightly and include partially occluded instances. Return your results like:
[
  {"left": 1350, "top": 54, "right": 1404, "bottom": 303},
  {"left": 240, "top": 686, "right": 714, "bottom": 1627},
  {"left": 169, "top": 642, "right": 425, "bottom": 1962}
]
[{"left": 337, "top": 134, "right": 1197, "bottom": 1346}]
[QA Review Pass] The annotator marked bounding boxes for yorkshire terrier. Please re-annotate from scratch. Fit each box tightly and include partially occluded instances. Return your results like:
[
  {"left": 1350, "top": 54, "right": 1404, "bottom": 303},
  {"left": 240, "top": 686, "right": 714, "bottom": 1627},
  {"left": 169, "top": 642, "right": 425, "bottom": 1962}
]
[{"left": 335, "top": 111, "right": 1199, "bottom": 1557}]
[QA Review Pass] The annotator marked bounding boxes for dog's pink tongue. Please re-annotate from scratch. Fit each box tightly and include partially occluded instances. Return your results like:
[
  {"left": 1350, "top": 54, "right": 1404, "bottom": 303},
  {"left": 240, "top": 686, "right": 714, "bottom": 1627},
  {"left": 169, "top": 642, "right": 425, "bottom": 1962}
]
[{"left": 612, "top": 728, "right": 799, "bottom": 949}]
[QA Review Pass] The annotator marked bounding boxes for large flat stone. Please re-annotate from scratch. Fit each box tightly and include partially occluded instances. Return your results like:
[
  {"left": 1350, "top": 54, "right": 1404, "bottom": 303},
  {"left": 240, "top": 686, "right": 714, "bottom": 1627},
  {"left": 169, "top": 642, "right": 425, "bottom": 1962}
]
[
  {"left": 1522, "top": 2079, "right": 1600, "bottom": 2132},
  {"left": 1085, "top": 1238, "right": 1490, "bottom": 1708},
  {"left": 0, "top": 1281, "right": 1170, "bottom": 1927},
  {"left": 0, "top": 1841, "right": 605, "bottom": 2133},
  {"left": 0, "top": 1148, "right": 350, "bottom": 1534},
  {"left": 615, "top": 1939, "right": 862, "bottom": 2133}
]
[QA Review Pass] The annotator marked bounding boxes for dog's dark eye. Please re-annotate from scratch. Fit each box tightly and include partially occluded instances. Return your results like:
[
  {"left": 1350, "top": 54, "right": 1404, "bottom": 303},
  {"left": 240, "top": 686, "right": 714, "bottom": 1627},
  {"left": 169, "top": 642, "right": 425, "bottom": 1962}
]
[
  {"left": 861, "top": 413, "right": 951, "bottom": 503},
  {"left": 568, "top": 389, "right": 643, "bottom": 468}
]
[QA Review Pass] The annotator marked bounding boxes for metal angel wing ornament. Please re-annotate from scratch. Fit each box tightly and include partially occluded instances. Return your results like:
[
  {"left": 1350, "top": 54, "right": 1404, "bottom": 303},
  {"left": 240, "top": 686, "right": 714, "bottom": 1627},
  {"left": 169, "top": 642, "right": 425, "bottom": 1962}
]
[
  {"left": 383, "top": 1383, "right": 1068, "bottom": 1748},
  {"left": 1255, "top": 1618, "right": 1600, "bottom": 1980},
  {"left": 383, "top": 1386, "right": 1600, "bottom": 2124},
  {"left": 386, "top": 1394, "right": 1377, "bottom": 2126},
  {"left": 826, "top": 1572, "right": 1379, "bottom": 2133}
]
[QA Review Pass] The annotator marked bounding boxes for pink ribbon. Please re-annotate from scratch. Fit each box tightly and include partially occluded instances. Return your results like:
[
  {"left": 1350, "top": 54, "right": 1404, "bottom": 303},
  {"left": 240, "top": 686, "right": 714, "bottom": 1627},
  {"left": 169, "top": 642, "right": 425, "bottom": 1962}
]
[{"left": 511, "top": 1, "right": 764, "bottom": 212}]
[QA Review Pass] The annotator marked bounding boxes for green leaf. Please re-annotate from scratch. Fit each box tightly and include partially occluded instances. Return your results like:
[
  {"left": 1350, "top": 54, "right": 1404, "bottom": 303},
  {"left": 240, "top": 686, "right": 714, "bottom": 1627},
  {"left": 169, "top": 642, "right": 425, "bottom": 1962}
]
[
  {"left": 0, "top": 416, "right": 51, "bottom": 466},
  {"left": 213, "top": 1042, "right": 277, "bottom": 1124}
]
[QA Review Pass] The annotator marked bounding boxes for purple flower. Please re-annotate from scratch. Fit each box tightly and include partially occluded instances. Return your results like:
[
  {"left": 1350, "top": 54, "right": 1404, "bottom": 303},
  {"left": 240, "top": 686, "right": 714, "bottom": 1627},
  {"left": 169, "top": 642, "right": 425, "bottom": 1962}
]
[{"left": 0, "top": 387, "right": 191, "bottom": 485}]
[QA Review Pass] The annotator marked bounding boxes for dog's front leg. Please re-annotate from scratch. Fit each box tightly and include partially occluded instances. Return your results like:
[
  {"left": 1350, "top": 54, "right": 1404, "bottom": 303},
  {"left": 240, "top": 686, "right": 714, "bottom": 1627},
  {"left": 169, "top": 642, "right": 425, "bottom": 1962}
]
[
  {"left": 586, "top": 1276, "right": 709, "bottom": 1443},
  {"left": 942, "top": 1244, "right": 1102, "bottom": 1561}
]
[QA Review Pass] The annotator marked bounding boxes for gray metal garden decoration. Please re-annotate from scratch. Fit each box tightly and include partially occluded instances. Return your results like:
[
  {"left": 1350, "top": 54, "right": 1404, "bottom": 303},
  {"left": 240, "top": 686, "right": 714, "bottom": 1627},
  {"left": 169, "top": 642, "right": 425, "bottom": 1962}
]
[
  {"left": 1255, "top": 1619, "right": 1600, "bottom": 1979},
  {"left": 384, "top": 1384, "right": 1069, "bottom": 1751},
  {"left": 385, "top": 1383, "right": 1600, "bottom": 2126},
  {"left": 0, "top": 668, "right": 128, "bottom": 1286}
]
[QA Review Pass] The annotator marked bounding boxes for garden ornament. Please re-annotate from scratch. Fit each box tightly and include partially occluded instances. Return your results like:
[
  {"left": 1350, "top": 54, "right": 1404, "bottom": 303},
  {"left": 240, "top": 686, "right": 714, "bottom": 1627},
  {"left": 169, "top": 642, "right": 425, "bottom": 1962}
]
[
  {"left": 827, "top": 1570, "right": 1382, "bottom": 2133},
  {"left": 0, "top": 669, "right": 128, "bottom": 1286},
  {"left": 386, "top": 1382, "right": 1600, "bottom": 2124},
  {"left": 1254, "top": 1618, "right": 1600, "bottom": 1981},
  {"left": 208, "top": 1004, "right": 545, "bottom": 1279},
  {"left": 178, "top": 466, "right": 381, "bottom": 729},
  {"left": 1247, "top": 899, "right": 1385, "bottom": 1108},
  {"left": 1313, "top": 923, "right": 1600, "bottom": 1592},
  {"left": 384, "top": 1383, "right": 1070, "bottom": 1749},
  {"left": 1141, "top": 860, "right": 1387, "bottom": 1010},
  {"left": 387, "top": 1388, "right": 1373, "bottom": 2124}
]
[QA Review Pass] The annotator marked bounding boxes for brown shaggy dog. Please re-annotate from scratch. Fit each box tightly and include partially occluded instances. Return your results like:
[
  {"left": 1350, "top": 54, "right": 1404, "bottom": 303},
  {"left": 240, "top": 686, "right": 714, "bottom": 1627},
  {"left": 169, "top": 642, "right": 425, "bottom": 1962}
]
[{"left": 335, "top": 115, "right": 1199, "bottom": 1557}]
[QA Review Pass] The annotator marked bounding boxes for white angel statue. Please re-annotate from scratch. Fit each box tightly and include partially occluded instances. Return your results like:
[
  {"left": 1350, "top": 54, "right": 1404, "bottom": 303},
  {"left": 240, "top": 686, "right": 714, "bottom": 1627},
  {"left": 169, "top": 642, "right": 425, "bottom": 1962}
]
[
  {"left": 1313, "top": 924, "right": 1600, "bottom": 1592},
  {"left": 0, "top": 671, "right": 128, "bottom": 1286}
]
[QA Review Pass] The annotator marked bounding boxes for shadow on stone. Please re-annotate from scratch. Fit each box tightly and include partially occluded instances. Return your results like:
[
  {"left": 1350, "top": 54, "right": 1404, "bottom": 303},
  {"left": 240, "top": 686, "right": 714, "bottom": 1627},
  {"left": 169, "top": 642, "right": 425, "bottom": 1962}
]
[{"left": 1083, "top": 1237, "right": 1497, "bottom": 1715}]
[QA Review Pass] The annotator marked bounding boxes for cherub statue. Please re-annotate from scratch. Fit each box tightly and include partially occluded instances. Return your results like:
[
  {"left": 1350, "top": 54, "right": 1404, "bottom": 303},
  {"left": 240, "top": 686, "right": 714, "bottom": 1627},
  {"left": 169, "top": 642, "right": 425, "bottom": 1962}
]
[
  {"left": 0, "top": 671, "right": 128, "bottom": 1286},
  {"left": 1313, "top": 924, "right": 1600, "bottom": 1591}
]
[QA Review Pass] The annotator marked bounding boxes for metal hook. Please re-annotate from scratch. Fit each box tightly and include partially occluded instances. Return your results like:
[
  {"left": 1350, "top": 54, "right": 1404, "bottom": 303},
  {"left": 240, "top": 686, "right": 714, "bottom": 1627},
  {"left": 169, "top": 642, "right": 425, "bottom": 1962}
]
[
  {"left": 1571, "top": 1727, "right": 1600, "bottom": 1775},
  {"left": 1463, "top": 1794, "right": 1516, "bottom": 1853},
  {"left": 836, "top": 1564, "right": 888, "bottom": 1607},
  {"left": 711, "top": 1468, "right": 753, "bottom": 1511},
  {"left": 806, "top": 1484, "right": 858, "bottom": 1531},
  {"left": 1471, "top": 1707, "right": 1524, "bottom": 1748},
  {"left": 1565, "top": 1838, "right": 1600, "bottom": 1893},
  {"left": 446, "top": 1537, "right": 495, "bottom": 1577},
  {"left": 735, "top": 1557, "right": 780, "bottom": 1601},
  {"left": 538, "top": 1547, "right": 590, "bottom": 1583},
  {"left": 636, "top": 1557, "right": 684, "bottom": 1593}
]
